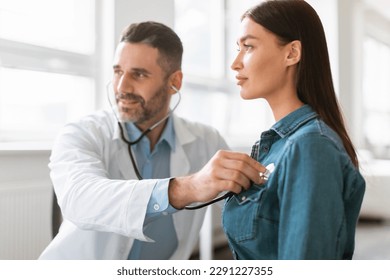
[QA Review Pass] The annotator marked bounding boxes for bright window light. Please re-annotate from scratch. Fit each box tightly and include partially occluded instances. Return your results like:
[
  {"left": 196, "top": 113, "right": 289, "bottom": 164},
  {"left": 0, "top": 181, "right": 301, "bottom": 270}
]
[
  {"left": 0, "top": 68, "right": 94, "bottom": 141},
  {"left": 174, "top": 0, "right": 224, "bottom": 78},
  {"left": 0, "top": 0, "right": 95, "bottom": 54},
  {"left": 362, "top": 37, "right": 390, "bottom": 157},
  {"left": 174, "top": 0, "right": 274, "bottom": 148},
  {"left": 0, "top": 0, "right": 97, "bottom": 143}
]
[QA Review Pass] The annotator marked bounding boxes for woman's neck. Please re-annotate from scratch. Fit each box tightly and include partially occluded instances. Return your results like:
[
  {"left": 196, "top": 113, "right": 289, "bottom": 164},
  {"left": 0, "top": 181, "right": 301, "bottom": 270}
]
[{"left": 267, "top": 90, "right": 304, "bottom": 122}]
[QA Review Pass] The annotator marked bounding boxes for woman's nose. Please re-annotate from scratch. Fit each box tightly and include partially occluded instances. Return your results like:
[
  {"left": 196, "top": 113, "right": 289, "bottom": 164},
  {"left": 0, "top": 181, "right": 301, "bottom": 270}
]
[{"left": 231, "top": 53, "right": 243, "bottom": 71}]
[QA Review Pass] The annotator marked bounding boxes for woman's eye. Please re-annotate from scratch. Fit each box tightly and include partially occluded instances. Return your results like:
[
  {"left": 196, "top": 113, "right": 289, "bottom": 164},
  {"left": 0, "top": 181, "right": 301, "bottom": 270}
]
[
  {"left": 236, "top": 43, "right": 253, "bottom": 52},
  {"left": 243, "top": 44, "right": 253, "bottom": 50}
]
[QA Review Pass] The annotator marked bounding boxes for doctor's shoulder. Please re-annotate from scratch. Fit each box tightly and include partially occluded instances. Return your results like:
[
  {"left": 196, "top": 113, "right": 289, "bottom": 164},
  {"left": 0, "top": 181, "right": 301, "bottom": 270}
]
[{"left": 58, "top": 109, "right": 116, "bottom": 142}]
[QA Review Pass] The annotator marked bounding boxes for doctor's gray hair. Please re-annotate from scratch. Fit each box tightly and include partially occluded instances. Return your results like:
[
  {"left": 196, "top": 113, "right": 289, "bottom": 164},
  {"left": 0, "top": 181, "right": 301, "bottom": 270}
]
[{"left": 120, "top": 21, "right": 183, "bottom": 76}]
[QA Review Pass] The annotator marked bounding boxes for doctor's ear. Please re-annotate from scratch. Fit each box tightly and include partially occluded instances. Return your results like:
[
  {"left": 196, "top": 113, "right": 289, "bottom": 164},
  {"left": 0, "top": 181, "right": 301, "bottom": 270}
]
[
  {"left": 286, "top": 40, "right": 301, "bottom": 66},
  {"left": 168, "top": 70, "right": 183, "bottom": 94}
]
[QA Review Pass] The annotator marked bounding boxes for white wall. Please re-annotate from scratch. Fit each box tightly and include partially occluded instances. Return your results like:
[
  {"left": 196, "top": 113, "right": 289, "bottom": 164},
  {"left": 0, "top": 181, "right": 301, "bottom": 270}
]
[
  {"left": 308, "top": 0, "right": 365, "bottom": 147},
  {"left": 114, "top": 0, "right": 175, "bottom": 40},
  {"left": 307, "top": 0, "right": 339, "bottom": 94},
  {"left": 0, "top": 147, "right": 52, "bottom": 259},
  {"left": 337, "top": 0, "right": 365, "bottom": 147}
]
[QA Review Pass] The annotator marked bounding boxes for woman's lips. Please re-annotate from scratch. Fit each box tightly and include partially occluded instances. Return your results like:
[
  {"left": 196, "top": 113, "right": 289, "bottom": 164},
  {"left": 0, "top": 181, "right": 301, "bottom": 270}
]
[{"left": 235, "top": 75, "right": 248, "bottom": 86}]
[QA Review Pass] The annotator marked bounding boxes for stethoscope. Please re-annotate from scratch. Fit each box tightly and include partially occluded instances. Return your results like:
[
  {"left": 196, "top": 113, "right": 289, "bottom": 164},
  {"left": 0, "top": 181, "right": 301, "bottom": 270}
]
[{"left": 107, "top": 82, "right": 221, "bottom": 209}]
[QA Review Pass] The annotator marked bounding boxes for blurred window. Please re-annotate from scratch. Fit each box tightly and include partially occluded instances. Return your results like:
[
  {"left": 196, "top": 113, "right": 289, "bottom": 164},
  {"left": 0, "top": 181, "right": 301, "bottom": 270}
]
[
  {"left": 0, "top": 0, "right": 96, "bottom": 142},
  {"left": 0, "top": 68, "right": 94, "bottom": 141},
  {"left": 362, "top": 37, "right": 390, "bottom": 158},
  {"left": 0, "top": 0, "right": 94, "bottom": 54},
  {"left": 174, "top": 0, "right": 273, "bottom": 148}
]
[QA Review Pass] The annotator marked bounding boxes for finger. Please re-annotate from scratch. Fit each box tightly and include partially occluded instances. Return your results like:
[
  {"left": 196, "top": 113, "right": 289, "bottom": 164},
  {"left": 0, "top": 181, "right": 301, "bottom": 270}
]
[
  {"left": 220, "top": 150, "right": 266, "bottom": 172},
  {"left": 218, "top": 167, "right": 252, "bottom": 189},
  {"left": 233, "top": 153, "right": 269, "bottom": 184},
  {"left": 219, "top": 155, "right": 265, "bottom": 185},
  {"left": 220, "top": 180, "right": 244, "bottom": 194},
  {"left": 212, "top": 150, "right": 269, "bottom": 187}
]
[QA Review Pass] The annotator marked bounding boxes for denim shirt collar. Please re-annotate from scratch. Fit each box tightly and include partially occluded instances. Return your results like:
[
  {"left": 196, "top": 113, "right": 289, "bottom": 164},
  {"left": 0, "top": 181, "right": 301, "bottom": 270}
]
[
  {"left": 270, "top": 105, "right": 318, "bottom": 138},
  {"left": 125, "top": 116, "right": 175, "bottom": 151}
]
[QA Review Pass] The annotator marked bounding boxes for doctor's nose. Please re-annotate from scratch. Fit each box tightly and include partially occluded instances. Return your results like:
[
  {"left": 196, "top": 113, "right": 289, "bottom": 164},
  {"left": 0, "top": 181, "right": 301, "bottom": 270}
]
[{"left": 116, "top": 72, "right": 134, "bottom": 93}]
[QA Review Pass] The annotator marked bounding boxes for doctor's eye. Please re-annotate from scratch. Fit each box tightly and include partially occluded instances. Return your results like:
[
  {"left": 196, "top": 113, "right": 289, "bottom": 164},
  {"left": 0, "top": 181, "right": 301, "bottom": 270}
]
[
  {"left": 113, "top": 69, "right": 124, "bottom": 77},
  {"left": 131, "top": 70, "right": 149, "bottom": 80},
  {"left": 133, "top": 72, "right": 146, "bottom": 79}
]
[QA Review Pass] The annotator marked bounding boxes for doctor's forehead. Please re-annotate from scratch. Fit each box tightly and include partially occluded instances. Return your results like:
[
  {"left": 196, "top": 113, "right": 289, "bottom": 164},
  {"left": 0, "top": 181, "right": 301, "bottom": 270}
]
[{"left": 113, "top": 42, "right": 160, "bottom": 67}]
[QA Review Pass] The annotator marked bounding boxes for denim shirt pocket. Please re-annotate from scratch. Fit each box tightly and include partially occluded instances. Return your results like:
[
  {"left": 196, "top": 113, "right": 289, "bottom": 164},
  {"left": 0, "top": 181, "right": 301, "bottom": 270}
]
[{"left": 223, "top": 184, "right": 267, "bottom": 243}]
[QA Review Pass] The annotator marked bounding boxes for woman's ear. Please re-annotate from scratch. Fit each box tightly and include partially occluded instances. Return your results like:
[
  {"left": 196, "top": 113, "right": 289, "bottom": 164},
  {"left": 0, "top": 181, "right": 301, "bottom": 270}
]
[
  {"left": 286, "top": 40, "right": 302, "bottom": 66},
  {"left": 169, "top": 70, "right": 183, "bottom": 94}
]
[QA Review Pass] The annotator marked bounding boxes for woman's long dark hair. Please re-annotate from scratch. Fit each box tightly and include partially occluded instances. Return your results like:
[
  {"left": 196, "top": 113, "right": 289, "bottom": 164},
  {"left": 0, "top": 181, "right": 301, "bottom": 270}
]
[{"left": 243, "top": 0, "right": 358, "bottom": 167}]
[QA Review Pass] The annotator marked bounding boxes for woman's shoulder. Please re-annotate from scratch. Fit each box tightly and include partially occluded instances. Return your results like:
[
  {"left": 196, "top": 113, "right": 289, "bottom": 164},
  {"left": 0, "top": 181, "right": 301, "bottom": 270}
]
[{"left": 289, "top": 118, "right": 343, "bottom": 147}]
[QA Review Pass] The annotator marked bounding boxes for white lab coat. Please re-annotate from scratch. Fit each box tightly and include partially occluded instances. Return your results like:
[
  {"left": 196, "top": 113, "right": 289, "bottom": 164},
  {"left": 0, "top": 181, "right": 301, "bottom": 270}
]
[{"left": 39, "top": 110, "right": 228, "bottom": 259}]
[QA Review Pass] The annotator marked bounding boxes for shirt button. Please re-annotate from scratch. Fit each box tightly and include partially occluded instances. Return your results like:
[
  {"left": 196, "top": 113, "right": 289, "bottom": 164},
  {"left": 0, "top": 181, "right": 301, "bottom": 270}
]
[
  {"left": 241, "top": 196, "right": 246, "bottom": 201},
  {"left": 153, "top": 204, "right": 160, "bottom": 211}
]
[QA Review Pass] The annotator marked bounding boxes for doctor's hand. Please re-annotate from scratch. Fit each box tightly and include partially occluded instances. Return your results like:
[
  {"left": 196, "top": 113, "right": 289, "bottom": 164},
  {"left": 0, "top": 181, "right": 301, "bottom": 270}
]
[{"left": 168, "top": 150, "right": 266, "bottom": 209}]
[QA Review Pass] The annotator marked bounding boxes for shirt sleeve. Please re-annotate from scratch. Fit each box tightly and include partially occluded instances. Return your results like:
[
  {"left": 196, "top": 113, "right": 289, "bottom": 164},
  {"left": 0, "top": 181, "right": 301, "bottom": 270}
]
[
  {"left": 146, "top": 178, "right": 178, "bottom": 217},
  {"left": 277, "top": 135, "right": 346, "bottom": 259}
]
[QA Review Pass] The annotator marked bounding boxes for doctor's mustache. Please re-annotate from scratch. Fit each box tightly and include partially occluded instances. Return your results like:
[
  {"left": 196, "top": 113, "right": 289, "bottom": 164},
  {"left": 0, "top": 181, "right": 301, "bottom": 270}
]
[{"left": 116, "top": 92, "right": 145, "bottom": 106}]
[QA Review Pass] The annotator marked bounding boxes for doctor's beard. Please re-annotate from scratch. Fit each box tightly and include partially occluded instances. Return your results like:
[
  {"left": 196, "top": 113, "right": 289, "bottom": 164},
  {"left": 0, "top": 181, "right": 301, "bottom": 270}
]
[{"left": 116, "top": 83, "right": 169, "bottom": 125}]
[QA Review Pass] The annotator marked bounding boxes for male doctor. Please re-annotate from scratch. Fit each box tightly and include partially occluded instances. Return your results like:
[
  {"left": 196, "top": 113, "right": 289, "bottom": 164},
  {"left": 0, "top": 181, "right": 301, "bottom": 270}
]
[{"left": 39, "top": 21, "right": 264, "bottom": 260}]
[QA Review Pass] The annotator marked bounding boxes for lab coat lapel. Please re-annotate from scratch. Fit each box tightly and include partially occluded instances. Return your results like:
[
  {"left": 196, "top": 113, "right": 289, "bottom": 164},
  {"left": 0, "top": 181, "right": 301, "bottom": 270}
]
[
  {"left": 112, "top": 122, "right": 139, "bottom": 180},
  {"left": 115, "top": 144, "right": 139, "bottom": 180},
  {"left": 170, "top": 115, "right": 196, "bottom": 177},
  {"left": 170, "top": 144, "right": 190, "bottom": 176}
]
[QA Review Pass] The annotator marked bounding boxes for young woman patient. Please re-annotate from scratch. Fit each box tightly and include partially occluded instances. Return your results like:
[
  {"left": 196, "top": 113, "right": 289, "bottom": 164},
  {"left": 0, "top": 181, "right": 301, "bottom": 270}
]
[{"left": 222, "top": 0, "right": 365, "bottom": 260}]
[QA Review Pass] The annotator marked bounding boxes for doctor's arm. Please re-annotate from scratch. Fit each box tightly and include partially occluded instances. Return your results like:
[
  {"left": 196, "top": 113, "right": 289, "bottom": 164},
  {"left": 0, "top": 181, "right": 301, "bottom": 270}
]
[
  {"left": 50, "top": 119, "right": 169, "bottom": 240},
  {"left": 168, "top": 150, "right": 265, "bottom": 209}
]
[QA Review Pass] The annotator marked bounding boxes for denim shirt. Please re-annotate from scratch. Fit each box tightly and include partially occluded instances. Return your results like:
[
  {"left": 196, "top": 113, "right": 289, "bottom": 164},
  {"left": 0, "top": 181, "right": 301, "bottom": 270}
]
[{"left": 222, "top": 105, "right": 365, "bottom": 260}]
